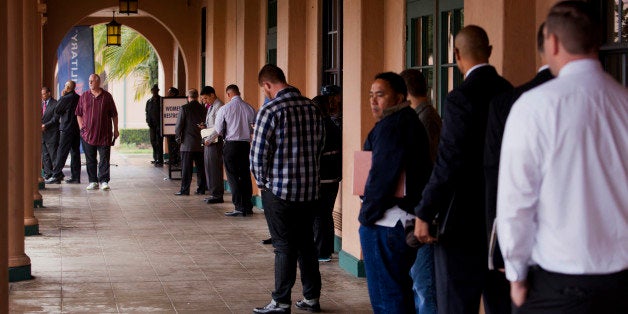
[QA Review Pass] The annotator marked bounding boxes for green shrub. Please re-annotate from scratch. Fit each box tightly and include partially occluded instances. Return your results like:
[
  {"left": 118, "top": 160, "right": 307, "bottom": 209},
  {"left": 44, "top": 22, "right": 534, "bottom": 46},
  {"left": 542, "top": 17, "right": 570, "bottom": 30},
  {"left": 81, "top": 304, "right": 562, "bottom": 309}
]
[{"left": 119, "top": 128, "right": 150, "bottom": 145}]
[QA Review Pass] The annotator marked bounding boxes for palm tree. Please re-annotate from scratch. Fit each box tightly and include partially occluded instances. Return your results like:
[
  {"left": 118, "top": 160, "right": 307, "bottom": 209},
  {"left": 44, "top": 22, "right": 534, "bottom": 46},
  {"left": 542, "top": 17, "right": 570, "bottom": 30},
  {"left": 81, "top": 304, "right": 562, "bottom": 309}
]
[{"left": 93, "top": 24, "right": 159, "bottom": 101}]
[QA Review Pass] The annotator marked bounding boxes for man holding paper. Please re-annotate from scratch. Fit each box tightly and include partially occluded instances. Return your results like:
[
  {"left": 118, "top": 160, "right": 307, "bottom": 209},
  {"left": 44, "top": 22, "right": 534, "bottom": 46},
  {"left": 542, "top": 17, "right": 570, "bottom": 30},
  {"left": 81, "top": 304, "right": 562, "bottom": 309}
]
[
  {"left": 200, "top": 86, "right": 224, "bottom": 203},
  {"left": 359, "top": 72, "right": 432, "bottom": 313}
]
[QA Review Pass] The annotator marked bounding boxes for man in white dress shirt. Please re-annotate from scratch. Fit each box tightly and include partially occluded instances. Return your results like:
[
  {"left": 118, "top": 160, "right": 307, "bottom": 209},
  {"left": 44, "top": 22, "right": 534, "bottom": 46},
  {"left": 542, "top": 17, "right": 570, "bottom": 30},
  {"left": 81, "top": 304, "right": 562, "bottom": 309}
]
[
  {"left": 215, "top": 84, "right": 256, "bottom": 217},
  {"left": 497, "top": 1, "right": 628, "bottom": 313}
]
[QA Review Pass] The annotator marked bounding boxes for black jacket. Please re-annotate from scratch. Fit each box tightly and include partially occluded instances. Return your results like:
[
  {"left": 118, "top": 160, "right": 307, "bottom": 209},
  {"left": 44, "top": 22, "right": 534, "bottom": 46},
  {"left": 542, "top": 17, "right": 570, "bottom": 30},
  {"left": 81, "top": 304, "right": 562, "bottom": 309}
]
[
  {"left": 414, "top": 65, "right": 513, "bottom": 245},
  {"left": 146, "top": 95, "right": 161, "bottom": 129},
  {"left": 359, "top": 104, "right": 432, "bottom": 226},
  {"left": 54, "top": 91, "right": 80, "bottom": 134},
  {"left": 175, "top": 100, "right": 207, "bottom": 152},
  {"left": 320, "top": 116, "right": 342, "bottom": 182},
  {"left": 41, "top": 97, "right": 59, "bottom": 141},
  {"left": 484, "top": 68, "right": 554, "bottom": 268}
]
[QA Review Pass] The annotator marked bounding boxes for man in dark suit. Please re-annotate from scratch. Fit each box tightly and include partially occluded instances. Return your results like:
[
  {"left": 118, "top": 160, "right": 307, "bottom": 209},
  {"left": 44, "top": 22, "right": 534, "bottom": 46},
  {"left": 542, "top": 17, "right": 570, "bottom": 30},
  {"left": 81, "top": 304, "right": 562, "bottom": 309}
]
[
  {"left": 174, "top": 88, "right": 207, "bottom": 196},
  {"left": 146, "top": 84, "right": 163, "bottom": 167},
  {"left": 484, "top": 22, "right": 554, "bottom": 271},
  {"left": 41, "top": 86, "right": 59, "bottom": 180},
  {"left": 47, "top": 80, "right": 82, "bottom": 184},
  {"left": 413, "top": 25, "right": 513, "bottom": 314},
  {"left": 483, "top": 23, "right": 554, "bottom": 314}
]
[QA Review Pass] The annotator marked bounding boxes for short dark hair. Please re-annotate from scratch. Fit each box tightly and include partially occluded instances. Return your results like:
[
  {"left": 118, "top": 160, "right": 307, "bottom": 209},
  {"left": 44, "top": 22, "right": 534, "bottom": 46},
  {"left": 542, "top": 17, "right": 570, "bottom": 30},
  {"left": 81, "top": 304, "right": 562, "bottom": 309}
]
[
  {"left": 168, "top": 87, "right": 179, "bottom": 96},
  {"left": 258, "top": 64, "right": 287, "bottom": 85},
  {"left": 226, "top": 84, "right": 240, "bottom": 94},
  {"left": 537, "top": 22, "right": 546, "bottom": 53},
  {"left": 200, "top": 86, "right": 215, "bottom": 96},
  {"left": 399, "top": 69, "right": 427, "bottom": 97},
  {"left": 546, "top": 1, "right": 601, "bottom": 55},
  {"left": 41, "top": 86, "right": 51, "bottom": 93},
  {"left": 374, "top": 72, "right": 407, "bottom": 99},
  {"left": 456, "top": 25, "right": 492, "bottom": 61}
]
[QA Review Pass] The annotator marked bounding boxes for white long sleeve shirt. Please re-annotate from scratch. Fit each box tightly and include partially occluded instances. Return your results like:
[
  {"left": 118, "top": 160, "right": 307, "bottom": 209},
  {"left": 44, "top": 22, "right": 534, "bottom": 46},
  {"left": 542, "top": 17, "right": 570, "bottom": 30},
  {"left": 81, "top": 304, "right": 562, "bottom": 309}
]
[
  {"left": 497, "top": 59, "right": 628, "bottom": 282},
  {"left": 214, "top": 95, "right": 256, "bottom": 142}
]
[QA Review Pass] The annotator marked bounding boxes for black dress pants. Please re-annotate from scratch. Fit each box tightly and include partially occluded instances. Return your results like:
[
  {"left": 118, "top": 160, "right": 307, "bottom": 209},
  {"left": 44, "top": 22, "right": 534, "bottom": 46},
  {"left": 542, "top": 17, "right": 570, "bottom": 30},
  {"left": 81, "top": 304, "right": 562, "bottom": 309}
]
[
  {"left": 42, "top": 134, "right": 59, "bottom": 178},
  {"left": 434, "top": 240, "right": 511, "bottom": 314},
  {"left": 149, "top": 126, "right": 163, "bottom": 163},
  {"left": 180, "top": 150, "right": 206, "bottom": 194},
  {"left": 82, "top": 139, "right": 111, "bottom": 183},
  {"left": 313, "top": 182, "right": 339, "bottom": 258},
  {"left": 262, "top": 190, "right": 321, "bottom": 304},
  {"left": 516, "top": 267, "right": 628, "bottom": 314},
  {"left": 223, "top": 141, "right": 253, "bottom": 212},
  {"left": 52, "top": 130, "right": 81, "bottom": 180}
]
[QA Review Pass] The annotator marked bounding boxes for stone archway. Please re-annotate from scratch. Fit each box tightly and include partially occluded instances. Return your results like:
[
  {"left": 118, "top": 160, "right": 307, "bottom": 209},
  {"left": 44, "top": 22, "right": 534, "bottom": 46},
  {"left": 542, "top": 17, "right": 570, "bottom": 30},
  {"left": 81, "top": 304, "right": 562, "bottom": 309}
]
[{"left": 42, "top": 0, "right": 203, "bottom": 92}]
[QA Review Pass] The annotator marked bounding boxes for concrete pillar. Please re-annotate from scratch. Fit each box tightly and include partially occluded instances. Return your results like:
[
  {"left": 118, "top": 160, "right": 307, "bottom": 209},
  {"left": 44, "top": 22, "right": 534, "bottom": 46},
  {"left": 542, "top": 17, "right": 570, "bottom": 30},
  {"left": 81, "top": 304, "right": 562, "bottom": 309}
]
[
  {"left": 1, "top": 0, "right": 10, "bottom": 310},
  {"left": 7, "top": 0, "right": 32, "bottom": 282},
  {"left": 206, "top": 0, "right": 228, "bottom": 99},
  {"left": 339, "top": 0, "right": 405, "bottom": 277},
  {"left": 465, "top": 0, "right": 539, "bottom": 86},
  {"left": 23, "top": 0, "right": 39, "bottom": 236},
  {"left": 304, "top": 0, "right": 322, "bottom": 98},
  {"left": 277, "top": 0, "right": 307, "bottom": 91},
  {"left": 236, "top": 0, "right": 261, "bottom": 103}
]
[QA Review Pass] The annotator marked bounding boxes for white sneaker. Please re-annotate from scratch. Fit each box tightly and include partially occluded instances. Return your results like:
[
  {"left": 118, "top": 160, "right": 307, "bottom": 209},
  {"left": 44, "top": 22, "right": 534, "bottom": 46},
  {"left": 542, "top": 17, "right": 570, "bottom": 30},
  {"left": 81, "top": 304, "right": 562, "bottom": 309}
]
[
  {"left": 100, "top": 182, "right": 110, "bottom": 191},
  {"left": 86, "top": 182, "right": 99, "bottom": 190}
]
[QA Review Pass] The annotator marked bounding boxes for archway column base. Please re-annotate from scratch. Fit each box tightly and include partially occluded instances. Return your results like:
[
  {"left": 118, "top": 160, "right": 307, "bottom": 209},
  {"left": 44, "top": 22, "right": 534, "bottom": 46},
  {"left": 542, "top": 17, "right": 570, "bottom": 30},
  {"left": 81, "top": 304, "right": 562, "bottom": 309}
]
[
  {"left": 25, "top": 224, "right": 39, "bottom": 236},
  {"left": 338, "top": 250, "right": 365, "bottom": 278},
  {"left": 8, "top": 264, "right": 32, "bottom": 282}
]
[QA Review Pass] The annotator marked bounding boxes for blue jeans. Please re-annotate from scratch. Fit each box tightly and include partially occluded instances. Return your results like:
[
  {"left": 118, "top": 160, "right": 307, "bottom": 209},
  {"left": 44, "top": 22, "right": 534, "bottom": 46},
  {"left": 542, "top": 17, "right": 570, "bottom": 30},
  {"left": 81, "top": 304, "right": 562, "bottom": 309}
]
[
  {"left": 360, "top": 222, "right": 416, "bottom": 314},
  {"left": 410, "top": 244, "right": 437, "bottom": 314}
]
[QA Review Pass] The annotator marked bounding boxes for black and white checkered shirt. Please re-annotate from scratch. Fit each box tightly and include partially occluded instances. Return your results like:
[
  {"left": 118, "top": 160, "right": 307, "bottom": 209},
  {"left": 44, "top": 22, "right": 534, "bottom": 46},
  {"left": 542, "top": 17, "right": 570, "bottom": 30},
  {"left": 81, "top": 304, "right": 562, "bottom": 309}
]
[{"left": 250, "top": 87, "right": 325, "bottom": 202}]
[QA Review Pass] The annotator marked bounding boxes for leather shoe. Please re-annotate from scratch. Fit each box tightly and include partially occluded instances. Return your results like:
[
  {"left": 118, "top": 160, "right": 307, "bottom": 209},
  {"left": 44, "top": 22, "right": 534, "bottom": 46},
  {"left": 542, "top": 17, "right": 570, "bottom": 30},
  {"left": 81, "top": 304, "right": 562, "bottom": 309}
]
[
  {"left": 154, "top": 162, "right": 163, "bottom": 167},
  {"left": 204, "top": 197, "right": 224, "bottom": 204},
  {"left": 261, "top": 238, "right": 272, "bottom": 245},
  {"left": 174, "top": 191, "right": 189, "bottom": 196},
  {"left": 295, "top": 299, "right": 321, "bottom": 312},
  {"left": 65, "top": 178, "right": 80, "bottom": 184},
  {"left": 45, "top": 177, "right": 61, "bottom": 184},
  {"left": 224, "top": 210, "right": 246, "bottom": 217},
  {"left": 253, "top": 302, "right": 290, "bottom": 314},
  {"left": 195, "top": 190, "right": 205, "bottom": 195}
]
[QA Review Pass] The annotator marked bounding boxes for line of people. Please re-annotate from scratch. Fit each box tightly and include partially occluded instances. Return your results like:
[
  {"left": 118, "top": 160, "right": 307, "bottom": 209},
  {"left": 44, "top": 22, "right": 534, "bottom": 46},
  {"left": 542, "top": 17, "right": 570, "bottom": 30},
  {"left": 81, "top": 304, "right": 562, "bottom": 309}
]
[{"left": 360, "top": 2, "right": 627, "bottom": 314}]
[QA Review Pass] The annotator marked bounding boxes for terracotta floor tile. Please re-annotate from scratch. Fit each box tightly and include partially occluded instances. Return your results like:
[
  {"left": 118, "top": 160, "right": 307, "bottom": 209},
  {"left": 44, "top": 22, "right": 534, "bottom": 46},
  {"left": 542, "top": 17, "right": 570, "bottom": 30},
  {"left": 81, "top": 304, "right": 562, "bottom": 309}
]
[{"left": 12, "top": 152, "right": 372, "bottom": 312}]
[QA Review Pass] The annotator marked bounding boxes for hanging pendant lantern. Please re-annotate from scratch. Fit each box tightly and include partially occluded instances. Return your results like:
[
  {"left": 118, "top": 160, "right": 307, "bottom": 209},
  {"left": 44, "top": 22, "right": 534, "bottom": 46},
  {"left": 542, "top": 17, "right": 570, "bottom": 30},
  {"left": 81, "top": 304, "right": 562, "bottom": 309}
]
[
  {"left": 106, "top": 11, "right": 121, "bottom": 46},
  {"left": 119, "top": 0, "right": 139, "bottom": 15}
]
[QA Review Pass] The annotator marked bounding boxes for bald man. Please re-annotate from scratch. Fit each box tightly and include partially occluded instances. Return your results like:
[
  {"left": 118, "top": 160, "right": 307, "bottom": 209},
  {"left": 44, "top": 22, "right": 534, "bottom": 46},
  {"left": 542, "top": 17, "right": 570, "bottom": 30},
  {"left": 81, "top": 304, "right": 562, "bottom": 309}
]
[
  {"left": 413, "top": 25, "right": 513, "bottom": 313},
  {"left": 48, "top": 80, "right": 82, "bottom": 184}
]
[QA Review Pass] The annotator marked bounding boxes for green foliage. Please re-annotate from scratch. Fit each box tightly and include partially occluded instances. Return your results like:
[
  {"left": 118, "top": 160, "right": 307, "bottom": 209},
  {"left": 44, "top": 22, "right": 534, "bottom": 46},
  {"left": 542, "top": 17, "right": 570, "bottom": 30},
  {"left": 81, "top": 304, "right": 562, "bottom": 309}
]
[
  {"left": 119, "top": 128, "right": 150, "bottom": 145},
  {"left": 93, "top": 24, "right": 159, "bottom": 102}
]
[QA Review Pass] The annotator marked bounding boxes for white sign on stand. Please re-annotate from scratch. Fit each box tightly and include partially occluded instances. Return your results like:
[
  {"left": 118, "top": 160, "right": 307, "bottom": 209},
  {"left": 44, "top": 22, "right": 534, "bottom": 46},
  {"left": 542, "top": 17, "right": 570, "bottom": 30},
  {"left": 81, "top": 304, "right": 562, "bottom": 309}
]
[{"left": 161, "top": 97, "right": 187, "bottom": 136}]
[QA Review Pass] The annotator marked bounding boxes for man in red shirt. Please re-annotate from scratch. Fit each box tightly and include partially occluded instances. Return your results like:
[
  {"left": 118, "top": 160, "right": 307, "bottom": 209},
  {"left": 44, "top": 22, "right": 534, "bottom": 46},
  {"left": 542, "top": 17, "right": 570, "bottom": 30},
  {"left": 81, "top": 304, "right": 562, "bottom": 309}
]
[{"left": 75, "top": 73, "right": 119, "bottom": 191}]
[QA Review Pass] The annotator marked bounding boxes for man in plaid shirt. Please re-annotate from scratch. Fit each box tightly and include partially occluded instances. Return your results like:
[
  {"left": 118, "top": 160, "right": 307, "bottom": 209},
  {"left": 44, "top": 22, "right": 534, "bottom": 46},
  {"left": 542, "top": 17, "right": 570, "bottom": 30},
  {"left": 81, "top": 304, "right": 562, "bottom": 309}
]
[{"left": 251, "top": 64, "right": 325, "bottom": 314}]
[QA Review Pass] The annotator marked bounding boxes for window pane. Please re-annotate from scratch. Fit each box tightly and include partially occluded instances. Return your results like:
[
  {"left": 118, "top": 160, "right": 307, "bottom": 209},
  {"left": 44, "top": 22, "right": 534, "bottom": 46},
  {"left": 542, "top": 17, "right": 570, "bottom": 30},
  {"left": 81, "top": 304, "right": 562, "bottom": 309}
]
[
  {"left": 605, "top": 1, "right": 628, "bottom": 43},
  {"left": 410, "top": 16, "right": 434, "bottom": 67},
  {"left": 441, "top": 9, "right": 463, "bottom": 65},
  {"left": 322, "top": 0, "right": 342, "bottom": 88}
]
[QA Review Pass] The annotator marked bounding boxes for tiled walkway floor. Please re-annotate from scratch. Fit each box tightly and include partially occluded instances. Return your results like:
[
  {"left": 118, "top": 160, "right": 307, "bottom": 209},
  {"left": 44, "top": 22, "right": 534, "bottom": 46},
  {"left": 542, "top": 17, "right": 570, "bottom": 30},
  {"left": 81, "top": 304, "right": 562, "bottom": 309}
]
[{"left": 9, "top": 152, "right": 372, "bottom": 313}]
